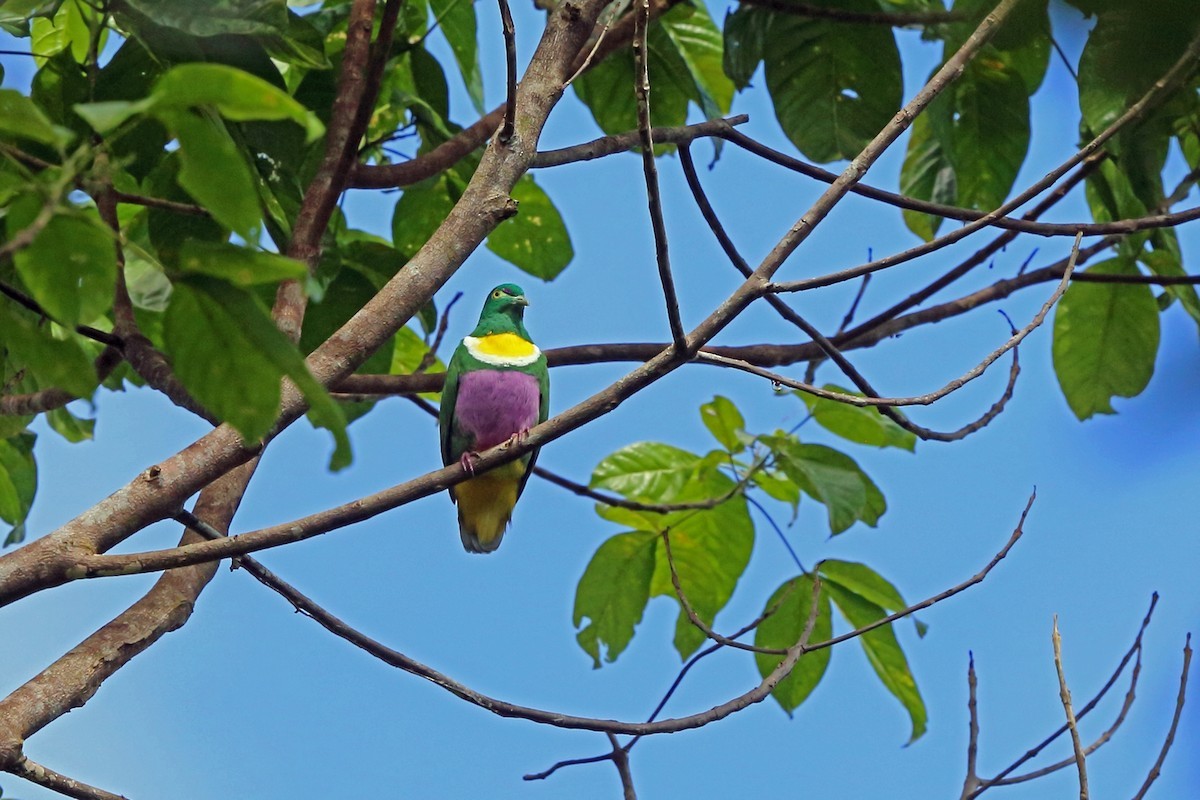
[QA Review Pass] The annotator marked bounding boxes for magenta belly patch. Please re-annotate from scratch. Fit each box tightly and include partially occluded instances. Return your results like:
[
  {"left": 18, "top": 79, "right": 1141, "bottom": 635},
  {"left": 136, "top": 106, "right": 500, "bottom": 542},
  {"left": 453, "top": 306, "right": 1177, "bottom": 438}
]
[{"left": 454, "top": 370, "right": 540, "bottom": 450}]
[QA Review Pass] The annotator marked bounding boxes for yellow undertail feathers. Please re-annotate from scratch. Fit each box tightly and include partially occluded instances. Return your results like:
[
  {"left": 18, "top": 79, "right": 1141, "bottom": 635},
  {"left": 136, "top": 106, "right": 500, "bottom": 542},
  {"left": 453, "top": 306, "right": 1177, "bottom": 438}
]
[{"left": 452, "top": 470, "right": 522, "bottom": 554}]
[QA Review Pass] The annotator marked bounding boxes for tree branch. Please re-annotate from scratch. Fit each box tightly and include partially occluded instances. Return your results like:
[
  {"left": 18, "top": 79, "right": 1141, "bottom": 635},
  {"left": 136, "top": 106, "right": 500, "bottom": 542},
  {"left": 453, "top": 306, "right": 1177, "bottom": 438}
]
[
  {"left": 1130, "top": 634, "right": 1192, "bottom": 800},
  {"left": 1052, "top": 616, "right": 1090, "bottom": 800},
  {"left": 8, "top": 755, "right": 129, "bottom": 800}
]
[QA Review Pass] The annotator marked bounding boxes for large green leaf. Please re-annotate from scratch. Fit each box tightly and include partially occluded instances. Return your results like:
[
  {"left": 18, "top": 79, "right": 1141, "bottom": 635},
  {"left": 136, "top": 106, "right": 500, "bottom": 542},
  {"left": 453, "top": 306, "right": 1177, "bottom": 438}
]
[
  {"left": 485, "top": 174, "right": 573, "bottom": 280},
  {"left": 8, "top": 197, "right": 117, "bottom": 327},
  {"left": 429, "top": 0, "right": 483, "bottom": 113},
  {"left": 573, "top": 530, "right": 658, "bottom": 667},
  {"left": 46, "top": 406, "right": 95, "bottom": 443},
  {"left": 820, "top": 559, "right": 925, "bottom": 636},
  {"left": 1052, "top": 257, "right": 1160, "bottom": 419},
  {"left": 166, "top": 277, "right": 350, "bottom": 467},
  {"left": 0, "top": 432, "right": 37, "bottom": 546},
  {"left": 659, "top": 2, "right": 734, "bottom": 119},
  {"left": 178, "top": 240, "right": 308, "bottom": 286},
  {"left": 392, "top": 177, "right": 455, "bottom": 259},
  {"left": 771, "top": 439, "right": 885, "bottom": 534},
  {"left": 575, "top": 21, "right": 692, "bottom": 136},
  {"left": 117, "top": 0, "right": 289, "bottom": 37},
  {"left": 797, "top": 386, "right": 916, "bottom": 451},
  {"left": 722, "top": 6, "right": 770, "bottom": 91},
  {"left": 162, "top": 109, "right": 262, "bottom": 239},
  {"left": 593, "top": 450, "right": 755, "bottom": 660},
  {"left": 591, "top": 441, "right": 707, "bottom": 501},
  {"left": 762, "top": 10, "right": 901, "bottom": 162},
  {"left": 699, "top": 395, "right": 746, "bottom": 453},
  {"left": 1141, "top": 248, "right": 1200, "bottom": 328},
  {"left": 826, "top": 582, "right": 927, "bottom": 742},
  {"left": 754, "top": 575, "right": 832, "bottom": 714},
  {"left": 899, "top": 112, "right": 953, "bottom": 241},
  {"left": 0, "top": 306, "right": 99, "bottom": 399},
  {"left": 30, "top": 0, "right": 94, "bottom": 64}
]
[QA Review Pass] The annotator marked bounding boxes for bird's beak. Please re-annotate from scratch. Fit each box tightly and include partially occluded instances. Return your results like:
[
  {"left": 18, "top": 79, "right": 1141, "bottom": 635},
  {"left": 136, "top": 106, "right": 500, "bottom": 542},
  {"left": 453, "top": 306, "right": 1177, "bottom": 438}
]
[{"left": 516, "top": 296, "right": 530, "bottom": 307}]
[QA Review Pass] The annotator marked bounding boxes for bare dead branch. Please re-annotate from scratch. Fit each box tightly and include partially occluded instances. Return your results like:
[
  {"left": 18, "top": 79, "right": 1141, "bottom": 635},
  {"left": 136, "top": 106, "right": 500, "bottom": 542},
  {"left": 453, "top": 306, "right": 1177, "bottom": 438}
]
[
  {"left": 1052, "top": 616, "right": 1090, "bottom": 800},
  {"left": 9, "top": 755, "right": 129, "bottom": 800},
  {"left": 1130, "top": 634, "right": 1192, "bottom": 800},
  {"left": 971, "top": 594, "right": 1160, "bottom": 797},
  {"left": 960, "top": 653, "right": 980, "bottom": 800}
]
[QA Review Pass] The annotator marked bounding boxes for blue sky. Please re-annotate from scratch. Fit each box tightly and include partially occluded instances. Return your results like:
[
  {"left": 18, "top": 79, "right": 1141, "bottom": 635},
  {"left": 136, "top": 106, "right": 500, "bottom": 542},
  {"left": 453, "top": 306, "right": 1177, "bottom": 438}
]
[{"left": 2, "top": 1, "right": 1198, "bottom": 798}]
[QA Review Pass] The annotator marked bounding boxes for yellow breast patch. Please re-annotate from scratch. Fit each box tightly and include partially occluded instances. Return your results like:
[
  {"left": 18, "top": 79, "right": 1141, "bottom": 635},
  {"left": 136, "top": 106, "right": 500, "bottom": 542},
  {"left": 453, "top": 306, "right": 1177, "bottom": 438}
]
[{"left": 464, "top": 333, "right": 540, "bottom": 366}]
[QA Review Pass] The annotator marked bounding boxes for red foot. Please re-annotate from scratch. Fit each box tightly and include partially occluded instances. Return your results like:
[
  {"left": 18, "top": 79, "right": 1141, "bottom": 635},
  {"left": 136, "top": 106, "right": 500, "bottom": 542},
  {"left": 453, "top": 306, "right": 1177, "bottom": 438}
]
[{"left": 459, "top": 451, "right": 481, "bottom": 476}]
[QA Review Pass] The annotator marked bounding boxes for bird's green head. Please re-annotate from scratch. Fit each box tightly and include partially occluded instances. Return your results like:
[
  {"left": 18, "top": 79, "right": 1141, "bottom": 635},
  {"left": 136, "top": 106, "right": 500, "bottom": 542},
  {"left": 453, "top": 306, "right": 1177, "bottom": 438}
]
[{"left": 472, "top": 283, "right": 532, "bottom": 337}]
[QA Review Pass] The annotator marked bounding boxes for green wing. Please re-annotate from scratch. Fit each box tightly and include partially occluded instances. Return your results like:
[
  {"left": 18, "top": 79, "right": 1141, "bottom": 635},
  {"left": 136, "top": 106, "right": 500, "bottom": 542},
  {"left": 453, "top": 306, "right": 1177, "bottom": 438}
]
[{"left": 439, "top": 344, "right": 466, "bottom": 467}]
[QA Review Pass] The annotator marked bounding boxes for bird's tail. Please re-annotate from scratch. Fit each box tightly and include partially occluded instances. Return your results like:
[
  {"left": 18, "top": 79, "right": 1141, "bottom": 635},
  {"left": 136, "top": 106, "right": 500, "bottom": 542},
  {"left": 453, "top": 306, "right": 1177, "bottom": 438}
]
[{"left": 453, "top": 473, "right": 520, "bottom": 553}]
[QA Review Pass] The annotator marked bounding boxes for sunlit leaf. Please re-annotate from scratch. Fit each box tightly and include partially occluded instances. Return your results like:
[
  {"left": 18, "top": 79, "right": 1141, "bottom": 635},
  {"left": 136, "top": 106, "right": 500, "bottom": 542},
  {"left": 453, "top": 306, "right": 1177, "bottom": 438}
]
[
  {"left": 178, "top": 240, "right": 307, "bottom": 286},
  {"left": 755, "top": 575, "right": 832, "bottom": 713},
  {"left": 699, "top": 395, "right": 746, "bottom": 453},
  {"left": 1052, "top": 257, "right": 1160, "bottom": 419},
  {"left": 573, "top": 530, "right": 657, "bottom": 667},
  {"left": 797, "top": 386, "right": 916, "bottom": 451},
  {"left": 826, "top": 583, "right": 927, "bottom": 743},
  {"left": 486, "top": 174, "right": 573, "bottom": 280}
]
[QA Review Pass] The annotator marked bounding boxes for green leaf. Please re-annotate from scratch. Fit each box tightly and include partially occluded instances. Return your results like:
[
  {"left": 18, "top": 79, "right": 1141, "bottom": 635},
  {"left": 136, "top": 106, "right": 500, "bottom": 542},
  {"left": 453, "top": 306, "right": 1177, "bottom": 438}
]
[
  {"left": 164, "top": 280, "right": 284, "bottom": 443},
  {"left": 699, "top": 395, "right": 745, "bottom": 453},
  {"left": 660, "top": 2, "right": 734, "bottom": 119},
  {"left": 178, "top": 277, "right": 350, "bottom": 469},
  {"left": 591, "top": 442, "right": 705, "bottom": 501},
  {"left": 1141, "top": 248, "right": 1200, "bottom": 327},
  {"left": 899, "top": 112, "right": 952, "bottom": 241},
  {"left": 573, "top": 530, "right": 658, "bottom": 667},
  {"left": 797, "top": 386, "right": 916, "bottom": 451},
  {"left": 938, "top": 60, "right": 1030, "bottom": 213},
  {"left": 161, "top": 109, "right": 261, "bottom": 239},
  {"left": 763, "top": 10, "right": 901, "bottom": 162},
  {"left": 1052, "top": 257, "right": 1160, "bottom": 420},
  {"left": 771, "top": 438, "right": 885, "bottom": 534},
  {"left": 29, "top": 0, "right": 93, "bottom": 64},
  {"left": 177, "top": 240, "right": 307, "bottom": 286},
  {"left": 754, "top": 575, "right": 832, "bottom": 714},
  {"left": 0, "top": 306, "right": 99, "bottom": 399},
  {"left": 428, "top": 0, "right": 482, "bottom": 113},
  {"left": 573, "top": 12, "right": 698, "bottom": 137},
  {"left": 392, "top": 177, "right": 455, "bottom": 259},
  {"left": 46, "top": 406, "right": 95, "bottom": 442},
  {"left": 262, "top": 10, "right": 331, "bottom": 69},
  {"left": 826, "top": 583, "right": 927, "bottom": 743},
  {"left": 8, "top": 198, "right": 116, "bottom": 327},
  {"left": 116, "top": 0, "right": 288, "bottom": 37},
  {"left": 150, "top": 63, "right": 323, "bottom": 141},
  {"left": 0, "top": 433, "right": 37, "bottom": 545},
  {"left": 820, "top": 559, "right": 925, "bottom": 637},
  {"left": 751, "top": 468, "right": 799, "bottom": 512},
  {"left": 722, "top": 6, "right": 770, "bottom": 91},
  {"left": 485, "top": 175, "right": 573, "bottom": 280},
  {"left": 0, "top": 88, "right": 69, "bottom": 147}
]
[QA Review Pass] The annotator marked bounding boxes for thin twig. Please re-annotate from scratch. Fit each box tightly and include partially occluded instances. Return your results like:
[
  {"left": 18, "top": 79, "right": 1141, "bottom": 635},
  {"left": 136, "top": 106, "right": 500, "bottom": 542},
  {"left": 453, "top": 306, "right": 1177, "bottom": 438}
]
[
  {"left": 534, "top": 116, "right": 749, "bottom": 167},
  {"left": 497, "top": 0, "right": 518, "bottom": 144},
  {"left": 415, "top": 291, "right": 463, "bottom": 373},
  {"left": 961, "top": 653, "right": 980, "bottom": 799},
  {"left": 1053, "top": 616, "right": 1089, "bottom": 800},
  {"left": 1130, "top": 633, "right": 1192, "bottom": 800},
  {"left": 632, "top": 0, "right": 685, "bottom": 350},
  {"left": 972, "top": 594, "right": 1160, "bottom": 797}
]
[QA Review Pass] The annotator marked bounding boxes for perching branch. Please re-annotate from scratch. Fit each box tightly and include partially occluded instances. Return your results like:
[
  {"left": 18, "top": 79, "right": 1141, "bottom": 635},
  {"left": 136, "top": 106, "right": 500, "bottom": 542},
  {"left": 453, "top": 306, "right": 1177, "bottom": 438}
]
[
  {"left": 496, "top": 0, "right": 518, "bottom": 144},
  {"left": 9, "top": 755, "right": 129, "bottom": 800}
]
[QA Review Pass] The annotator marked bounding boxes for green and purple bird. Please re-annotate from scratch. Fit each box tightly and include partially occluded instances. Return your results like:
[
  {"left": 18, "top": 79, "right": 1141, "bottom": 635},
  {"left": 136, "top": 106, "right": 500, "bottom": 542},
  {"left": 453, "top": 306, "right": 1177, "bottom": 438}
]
[{"left": 439, "top": 284, "right": 549, "bottom": 553}]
